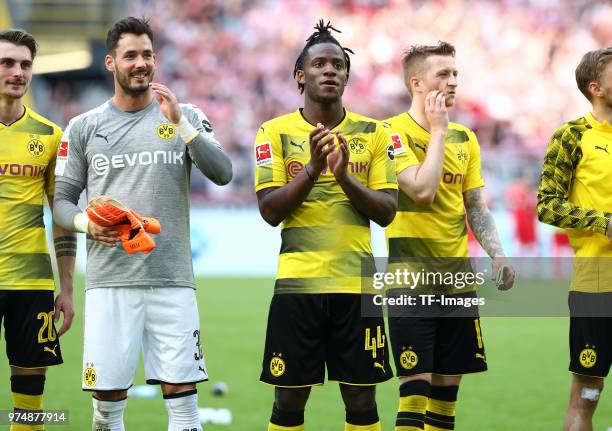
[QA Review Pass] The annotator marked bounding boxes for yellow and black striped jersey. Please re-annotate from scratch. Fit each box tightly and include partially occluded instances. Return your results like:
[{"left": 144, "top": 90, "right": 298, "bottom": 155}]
[
  {"left": 0, "top": 106, "right": 62, "bottom": 290},
  {"left": 254, "top": 109, "right": 397, "bottom": 294},
  {"left": 384, "top": 112, "right": 484, "bottom": 259},
  {"left": 537, "top": 113, "right": 612, "bottom": 292}
]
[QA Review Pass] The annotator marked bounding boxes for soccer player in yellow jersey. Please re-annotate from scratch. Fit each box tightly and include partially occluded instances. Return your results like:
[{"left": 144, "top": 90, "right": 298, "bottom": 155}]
[
  {"left": 537, "top": 47, "right": 612, "bottom": 431},
  {"left": 0, "top": 29, "right": 75, "bottom": 431},
  {"left": 384, "top": 42, "right": 515, "bottom": 431},
  {"left": 254, "top": 21, "right": 397, "bottom": 431}
]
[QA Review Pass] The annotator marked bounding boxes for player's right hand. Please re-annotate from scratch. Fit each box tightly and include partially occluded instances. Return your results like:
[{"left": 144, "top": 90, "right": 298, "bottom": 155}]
[
  {"left": 307, "top": 123, "right": 336, "bottom": 175},
  {"left": 425, "top": 90, "right": 448, "bottom": 134},
  {"left": 492, "top": 256, "right": 516, "bottom": 291},
  {"left": 88, "top": 221, "right": 119, "bottom": 247},
  {"left": 54, "top": 289, "right": 75, "bottom": 337}
]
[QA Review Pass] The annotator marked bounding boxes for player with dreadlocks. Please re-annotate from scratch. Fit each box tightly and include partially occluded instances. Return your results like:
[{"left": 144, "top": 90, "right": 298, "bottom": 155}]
[{"left": 254, "top": 20, "right": 398, "bottom": 431}]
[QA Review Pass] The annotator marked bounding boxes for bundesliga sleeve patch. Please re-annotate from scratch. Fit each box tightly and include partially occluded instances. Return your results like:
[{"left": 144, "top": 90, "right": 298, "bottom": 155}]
[
  {"left": 256, "top": 142, "right": 273, "bottom": 166},
  {"left": 58, "top": 141, "right": 69, "bottom": 158},
  {"left": 391, "top": 134, "right": 405, "bottom": 155},
  {"left": 55, "top": 140, "right": 70, "bottom": 176}
]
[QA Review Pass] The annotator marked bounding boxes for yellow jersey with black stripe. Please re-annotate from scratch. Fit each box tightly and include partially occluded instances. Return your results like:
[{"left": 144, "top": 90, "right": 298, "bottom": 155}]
[
  {"left": 384, "top": 113, "right": 484, "bottom": 259},
  {"left": 254, "top": 109, "right": 398, "bottom": 294},
  {"left": 0, "top": 106, "right": 62, "bottom": 290},
  {"left": 537, "top": 113, "right": 612, "bottom": 292}
]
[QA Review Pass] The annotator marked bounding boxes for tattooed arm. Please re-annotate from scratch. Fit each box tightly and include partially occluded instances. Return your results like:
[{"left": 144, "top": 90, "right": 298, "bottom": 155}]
[
  {"left": 48, "top": 196, "right": 76, "bottom": 336},
  {"left": 464, "top": 188, "right": 503, "bottom": 257},
  {"left": 464, "top": 187, "right": 515, "bottom": 289}
]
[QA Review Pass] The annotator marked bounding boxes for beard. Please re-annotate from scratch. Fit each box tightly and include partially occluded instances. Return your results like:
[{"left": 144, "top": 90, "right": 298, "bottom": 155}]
[
  {"left": 115, "top": 69, "right": 154, "bottom": 96},
  {"left": 444, "top": 93, "right": 456, "bottom": 107}
]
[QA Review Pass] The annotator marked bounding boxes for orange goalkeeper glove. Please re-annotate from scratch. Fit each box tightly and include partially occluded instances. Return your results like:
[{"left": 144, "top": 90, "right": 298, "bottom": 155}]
[{"left": 86, "top": 196, "right": 161, "bottom": 254}]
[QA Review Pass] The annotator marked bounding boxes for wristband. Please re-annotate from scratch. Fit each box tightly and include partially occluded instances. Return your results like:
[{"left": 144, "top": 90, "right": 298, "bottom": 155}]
[
  {"left": 73, "top": 212, "right": 90, "bottom": 233},
  {"left": 175, "top": 115, "right": 199, "bottom": 144}
]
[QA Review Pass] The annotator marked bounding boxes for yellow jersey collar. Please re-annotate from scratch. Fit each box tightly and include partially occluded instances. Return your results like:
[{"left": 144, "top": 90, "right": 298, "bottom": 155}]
[
  {"left": 402, "top": 112, "right": 430, "bottom": 140},
  {"left": 586, "top": 112, "right": 612, "bottom": 131},
  {"left": 296, "top": 108, "right": 349, "bottom": 131},
  {"left": 0, "top": 105, "right": 29, "bottom": 128}
]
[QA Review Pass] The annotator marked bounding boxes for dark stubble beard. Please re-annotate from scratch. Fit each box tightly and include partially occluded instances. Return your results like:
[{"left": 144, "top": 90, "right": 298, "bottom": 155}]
[{"left": 116, "top": 70, "right": 154, "bottom": 97}]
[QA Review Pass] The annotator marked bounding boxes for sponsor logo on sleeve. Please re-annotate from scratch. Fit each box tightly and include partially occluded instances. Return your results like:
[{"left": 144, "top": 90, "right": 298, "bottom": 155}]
[
  {"left": 387, "top": 144, "right": 395, "bottom": 161},
  {"left": 55, "top": 140, "right": 70, "bottom": 176},
  {"left": 286, "top": 160, "right": 304, "bottom": 178},
  {"left": 201, "top": 119, "right": 213, "bottom": 133},
  {"left": 256, "top": 142, "right": 273, "bottom": 166},
  {"left": 58, "top": 141, "right": 69, "bottom": 158},
  {"left": 391, "top": 134, "right": 405, "bottom": 155}
]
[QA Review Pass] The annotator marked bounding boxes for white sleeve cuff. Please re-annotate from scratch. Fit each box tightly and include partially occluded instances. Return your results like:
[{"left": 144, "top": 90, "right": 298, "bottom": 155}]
[
  {"left": 73, "top": 212, "right": 90, "bottom": 233},
  {"left": 175, "top": 115, "right": 199, "bottom": 144}
]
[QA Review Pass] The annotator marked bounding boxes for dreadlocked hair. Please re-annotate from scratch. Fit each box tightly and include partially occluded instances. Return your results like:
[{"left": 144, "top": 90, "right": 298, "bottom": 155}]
[{"left": 293, "top": 19, "right": 354, "bottom": 94}]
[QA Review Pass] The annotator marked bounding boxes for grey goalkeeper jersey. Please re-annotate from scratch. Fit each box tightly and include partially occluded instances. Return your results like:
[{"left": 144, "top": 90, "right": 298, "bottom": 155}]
[{"left": 55, "top": 99, "right": 219, "bottom": 289}]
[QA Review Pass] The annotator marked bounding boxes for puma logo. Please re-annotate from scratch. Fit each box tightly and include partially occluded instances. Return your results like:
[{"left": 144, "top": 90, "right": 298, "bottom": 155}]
[
  {"left": 414, "top": 143, "right": 427, "bottom": 153},
  {"left": 44, "top": 344, "right": 58, "bottom": 357},
  {"left": 95, "top": 133, "right": 109, "bottom": 143},
  {"left": 374, "top": 361, "right": 386, "bottom": 372},
  {"left": 595, "top": 144, "right": 609, "bottom": 154},
  {"left": 199, "top": 366, "right": 206, "bottom": 373},
  {"left": 475, "top": 353, "right": 486, "bottom": 360},
  {"left": 290, "top": 141, "right": 305, "bottom": 152}
]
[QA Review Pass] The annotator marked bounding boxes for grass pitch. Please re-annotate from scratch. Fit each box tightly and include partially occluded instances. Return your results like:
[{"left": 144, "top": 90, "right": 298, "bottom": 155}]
[{"left": 1, "top": 277, "right": 611, "bottom": 430}]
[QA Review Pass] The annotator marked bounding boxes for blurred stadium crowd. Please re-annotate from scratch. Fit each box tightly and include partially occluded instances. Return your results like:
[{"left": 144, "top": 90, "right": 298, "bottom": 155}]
[{"left": 33, "top": 0, "right": 611, "bottom": 213}]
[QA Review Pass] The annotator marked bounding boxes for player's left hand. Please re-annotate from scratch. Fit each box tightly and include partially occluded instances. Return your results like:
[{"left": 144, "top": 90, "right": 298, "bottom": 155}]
[
  {"left": 492, "top": 255, "right": 515, "bottom": 291},
  {"left": 149, "top": 82, "right": 182, "bottom": 124},
  {"left": 54, "top": 288, "right": 75, "bottom": 336},
  {"left": 328, "top": 131, "right": 349, "bottom": 181}
]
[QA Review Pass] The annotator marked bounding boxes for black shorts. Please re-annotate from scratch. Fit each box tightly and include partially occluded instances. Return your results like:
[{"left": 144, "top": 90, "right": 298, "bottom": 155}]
[
  {"left": 260, "top": 293, "right": 393, "bottom": 387},
  {"left": 389, "top": 293, "right": 487, "bottom": 376},
  {"left": 0, "top": 290, "right": 63, "bottom": 368},
  {"left": 569, "top": 292, "right": 612, "bottom": 377}
]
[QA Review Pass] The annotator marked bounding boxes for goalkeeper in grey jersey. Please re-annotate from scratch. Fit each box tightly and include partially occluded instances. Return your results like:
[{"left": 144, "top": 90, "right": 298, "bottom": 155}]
[{"left": 52, "top": 17, "right": 232, "bottom": 431}]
